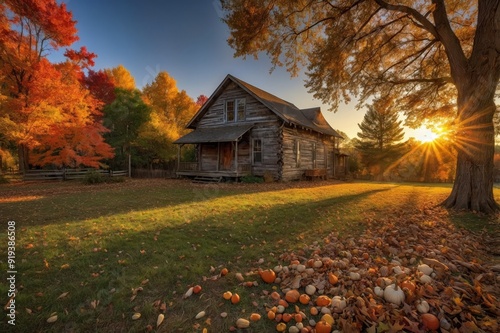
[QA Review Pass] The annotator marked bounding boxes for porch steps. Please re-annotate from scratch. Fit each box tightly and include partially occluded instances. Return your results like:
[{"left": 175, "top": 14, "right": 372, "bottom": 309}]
[{"left": 192, "top": 176, "right": 223, "bottom": 183}]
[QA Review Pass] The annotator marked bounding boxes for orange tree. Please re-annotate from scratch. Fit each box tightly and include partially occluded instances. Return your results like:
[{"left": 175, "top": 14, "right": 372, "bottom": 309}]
[{"left": 221, "top": 0, "right": 500, "bottom": 213}]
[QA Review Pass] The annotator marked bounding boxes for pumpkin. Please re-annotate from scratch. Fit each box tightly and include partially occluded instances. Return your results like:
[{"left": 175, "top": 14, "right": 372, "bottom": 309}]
[
  {"left": 270, "top": 291, "right": 281, "bottom": 300},
  {"left": 220, "top": 267, "right": 229, "bottom": 276},
  {"left": 223, "top": 291, "right": 232, "bottom": 300},
  {"left": 400, "top": 280, "right": 416, "bottom": 293},
  {"left": 374, "top": 286, "right": 385, "bottom": 297},
  {"left": 282, "top": 313, "right": 293, "bottom": 323},
  {"left": 383, "top": 284, "right": 405, "bottom": 306},
  {"left": 305, "top": 285, "right": 316, "bottom": 295},
  {"left": 276, "top": 322, "right": 287, "bottom": 332},
  {"left": 315, "top": 320, "right": 332, "bottom": 333},
  {"left": 285, "top": 289, "right": 300, "bottom": 303},
  {"left": 278, "top": 299, "right": 289, "bottom": 308},
  {"left": 294, "top": 313, "right": 304, "bottom": 322},
  {"left": 231, "top": 293, "right": 240, "bottom": 304},
  {"left": 316, "top": 295, "right": 332, "bottom": 307},
  {"left": 299, "top": 294, "right": 311, "bottom": 305},
  {"left": 192, "top": 285, "right": 202, "bottom": 294},
  {"left": 421, "top": 313, "right": 439, "bottom": 330},
  {"left": 310, "top": 307, "right": 319, "bottom": 316},
  {"left": 416, "top": 300, "right": 430, "bottom": 314},
  {"left": 236, "top": 318, "right": 250, "bottom": 328},
  {"left": 250, "top": 313, "right": 261, "bottom": 321},
  {"left": 260, "top": 269, "right": 276, "bottom": 283},
  {"left": 331, "top": 296, "right": 347, "bottom": 312},
  {"left": 267, "top": 310, "right": 276, "bottom": 320},
  {"left": 328, "top": 273, "right": 338, "bottom": 285},
  {"left": 320, "top": 314, "right": 334, "bottom": 326}
]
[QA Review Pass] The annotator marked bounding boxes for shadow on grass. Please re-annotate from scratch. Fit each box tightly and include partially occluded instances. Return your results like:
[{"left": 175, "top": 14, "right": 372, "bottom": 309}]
[{"left": 3, "top": 186, "right": 392, "bottom": 333}]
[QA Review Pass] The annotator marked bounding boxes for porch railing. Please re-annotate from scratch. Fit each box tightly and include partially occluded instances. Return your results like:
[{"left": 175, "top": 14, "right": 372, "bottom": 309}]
[{"left": 177, "top": 162, "right": 251, "bottom": 174}]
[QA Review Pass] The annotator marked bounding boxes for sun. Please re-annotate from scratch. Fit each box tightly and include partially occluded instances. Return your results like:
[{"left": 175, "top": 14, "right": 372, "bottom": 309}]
[{"left": 413, "top": 127, "right": 441, "bottom": 143}]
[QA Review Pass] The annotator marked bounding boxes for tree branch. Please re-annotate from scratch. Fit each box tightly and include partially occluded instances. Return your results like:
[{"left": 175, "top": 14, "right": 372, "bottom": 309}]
[{"left": 374, "top": 0, "right": 439, "bottom": 38}]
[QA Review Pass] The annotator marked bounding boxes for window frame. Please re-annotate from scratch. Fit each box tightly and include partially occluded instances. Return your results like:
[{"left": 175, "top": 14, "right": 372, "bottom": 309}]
[
  {"left": 225, "top": 98, "right": 246, "bottom": 122},
  {"left": 252, "top": 138, "right": 263, "bottom": 165}
]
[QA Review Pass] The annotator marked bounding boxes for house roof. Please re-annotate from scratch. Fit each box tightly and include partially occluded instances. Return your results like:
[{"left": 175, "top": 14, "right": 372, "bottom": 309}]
[
  {"left": 173, "top": 124, "right": 253, "bottom": 144},
  {"left": 187, "top": 74, "right": 343, "bottom": 139}
]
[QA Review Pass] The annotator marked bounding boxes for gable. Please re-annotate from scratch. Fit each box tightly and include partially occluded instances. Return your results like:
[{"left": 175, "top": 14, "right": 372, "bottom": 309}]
[{"left": 187, "top": 74, "right": 343, "bottom": 139}]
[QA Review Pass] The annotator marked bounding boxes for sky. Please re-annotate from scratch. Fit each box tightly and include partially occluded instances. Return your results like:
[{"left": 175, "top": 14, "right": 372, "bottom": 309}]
[{"left": 55, "top": 0, "right": 417, "bottom": 140}]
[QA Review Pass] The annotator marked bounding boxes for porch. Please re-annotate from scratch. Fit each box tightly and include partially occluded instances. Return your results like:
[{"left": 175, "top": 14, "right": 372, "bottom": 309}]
[{"left": 174, "top": 124, "right": 254, "bottom": 179}]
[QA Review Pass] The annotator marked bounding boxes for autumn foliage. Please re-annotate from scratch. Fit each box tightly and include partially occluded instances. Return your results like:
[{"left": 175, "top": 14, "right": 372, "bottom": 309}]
[{"left": 0, "top": 0, "right": 114, "bottom": 170}]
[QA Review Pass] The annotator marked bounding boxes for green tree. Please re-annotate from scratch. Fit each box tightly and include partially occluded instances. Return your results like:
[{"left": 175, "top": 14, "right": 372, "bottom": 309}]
[
  {"left": 103, "top": 88, "right": 151, "bottom": 172},
  {"left": 355, "top": 101, "right": 405, "bottom": 177},
  {"left": 222, "top": 0, "right": 500, "bottom": 213}
]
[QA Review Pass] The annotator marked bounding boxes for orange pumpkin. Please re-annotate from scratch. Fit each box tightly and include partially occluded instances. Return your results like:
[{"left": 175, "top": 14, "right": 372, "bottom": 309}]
[
  {"left": 299, "top": 294, "right": 311, "bottom": 305},
  {"left": 231, "top": 293, "right": 240, "bottom": 304},
  {"left": 270, "top": 291, "right": 281, "bottom": 300},
  {"left": 260, "top": 269, "right": 276, "bottom": 283},
  {"left": 328, "top": 273, "right": 338, "bottom": 285},
  {"left": 282, "top": 313, "right": 293, "bottom": 323},
  {"left": 421, "top": 313, "right": 439, "bottom": 330},
  {"left": 192, "top": 285, "right": 202, "bottom": 294},
  {"left": 285, "top": 289, "right": 300, "bottom": 303},
  {"left": 401, "top": 280, "right": 416, "bottom": 293},
  {"left": 220, "top": 268, "right": 229, "bottom": 276},
  {"left": 316, "top": 295, "right": 332, "bottom": 307},
  {"left": 310, "top": 307, "right": 319, "bottom": 316},
  {"left": 315, "top": 320, "right": 332, "bottom": 333},
  {"left": 250, "top": 313, "right": 261, "bottom": 321},
  {"left": 267, "top": 310, "right": 276, "bottom": 320}
]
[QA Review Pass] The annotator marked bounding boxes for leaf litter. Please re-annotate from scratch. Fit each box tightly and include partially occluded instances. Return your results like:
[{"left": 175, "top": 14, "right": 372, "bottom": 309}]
[{"left": 173, "top": 205, "right": 499, "bottom": 332}]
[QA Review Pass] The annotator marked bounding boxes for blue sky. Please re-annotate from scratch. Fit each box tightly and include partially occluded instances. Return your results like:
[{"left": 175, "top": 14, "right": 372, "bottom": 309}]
[{"left": 56, "top": 0, "right": 387, "bottom": 139}]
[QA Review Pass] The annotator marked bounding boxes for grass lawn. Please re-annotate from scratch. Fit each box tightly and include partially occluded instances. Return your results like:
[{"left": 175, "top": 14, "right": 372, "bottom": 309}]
[{"left": 0, "top": 179, "right": 498, "bottom": 332}]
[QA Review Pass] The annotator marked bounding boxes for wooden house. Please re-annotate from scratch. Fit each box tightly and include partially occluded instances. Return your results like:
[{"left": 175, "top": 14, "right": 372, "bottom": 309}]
[{"left": 174, "top": 74, "right": 348, "bottom": 181}]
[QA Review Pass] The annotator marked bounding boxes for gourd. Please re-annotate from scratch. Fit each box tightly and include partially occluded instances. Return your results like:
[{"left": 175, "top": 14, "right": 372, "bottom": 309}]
[
  {"left": 259, "top": 269, "right": 276, "bottom": 283},
  {"left": 421, "top": 313, "right": 439, "bottom": 330},
  {"left": 315, "top": 320, "right": 332, "bottom": 333},
  {"left": 416, "top": 300, "right": 430, "bottom": 313},
  {"left": 330, "top": 296, "right": 347, "bottom": 312},
  {"left": 383, "top": 284, "right": 405, "bottom": 306},
  {"left": 285, "top": 289, "right": 300, "bottom": 303},
  {"left": 316, "top": 295, "right": 332, "bottom": 307}
]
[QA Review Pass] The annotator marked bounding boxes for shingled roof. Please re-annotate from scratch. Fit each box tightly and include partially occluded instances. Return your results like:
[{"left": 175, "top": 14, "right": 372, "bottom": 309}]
[{"left": 186, "top": 75, "right": 343, "bottom": 138}]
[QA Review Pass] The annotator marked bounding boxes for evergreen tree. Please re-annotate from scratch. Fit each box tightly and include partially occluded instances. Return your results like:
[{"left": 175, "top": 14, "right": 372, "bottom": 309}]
[{"left": 355, "top": 100, "right": 405, "bottom": 177}]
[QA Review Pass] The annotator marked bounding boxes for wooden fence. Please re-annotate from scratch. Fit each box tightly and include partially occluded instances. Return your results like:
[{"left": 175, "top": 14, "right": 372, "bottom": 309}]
[
  {"left": 23, "top": 169, "right": 127, "bottom": 181},
  {"left": 132, "top": 168, "right": 176, "bottom": 179}
]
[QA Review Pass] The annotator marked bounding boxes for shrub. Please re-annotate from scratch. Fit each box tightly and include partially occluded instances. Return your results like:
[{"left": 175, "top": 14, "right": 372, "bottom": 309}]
[
  {"left": 0, "top": 174, "right": 9, "bottom": 184},
  {"left": 82, "top": 170, "right": 105, "bottom": 184},
  {"left": 240, "top": 175, "right": 264, "bottom": 183}
]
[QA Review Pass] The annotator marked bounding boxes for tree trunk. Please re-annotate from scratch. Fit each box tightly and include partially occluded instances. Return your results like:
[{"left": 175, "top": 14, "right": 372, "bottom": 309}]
[
  {"left": 17, "top": 144, "right": 29, "bottom": 173},
  {"left": 443, "top": 93, "right": 499, "bottom": 213}
]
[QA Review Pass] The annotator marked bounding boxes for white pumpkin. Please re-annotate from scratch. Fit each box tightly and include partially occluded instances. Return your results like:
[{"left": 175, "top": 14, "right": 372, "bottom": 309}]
[
  {"left": 383, "top": 284, "right": 405, "bottom": 306},
  {"left": 417, "top": 264, "right": 433, "bottom": 275},
  {"left": 416, "top": 300, "right": 430, "bottom": 313},
  {"left": 374, "top": 286, "right": 385, "bottom": 297},
  {"left": 331, "top": 296, "right": 347, "bottom": 312}
]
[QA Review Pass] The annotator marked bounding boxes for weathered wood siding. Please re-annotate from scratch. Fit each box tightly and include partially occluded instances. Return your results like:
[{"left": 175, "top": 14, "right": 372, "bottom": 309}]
[
  {"left": 197, "top": 82, "right": 277, "bottom": 127},
  {"left": 250, "top": 123, "right": 281, "bottom": 179},
  {"left": 200, "top": 143, "right": 218, "bottom": 171},
  {"left": 281, "top": 126, "right": 336, "bottom": 181}
]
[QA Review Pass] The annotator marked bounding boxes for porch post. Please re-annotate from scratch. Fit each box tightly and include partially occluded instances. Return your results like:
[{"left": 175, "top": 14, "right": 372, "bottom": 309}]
[
  {"left": 217, "top": 142, "right": 220, "bottom": 171},
  {"left": 177, "top": 145, "right": 182, "bottom": 171},
  {"left": 333, "top": 149, "right": 336, "bottom": 178},
  {"left": 235, "top": 140, "right": 239, "bottom": 176}
]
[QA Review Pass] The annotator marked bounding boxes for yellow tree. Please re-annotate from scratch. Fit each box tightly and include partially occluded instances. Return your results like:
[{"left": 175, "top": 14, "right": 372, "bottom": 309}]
[
  {"left": 140, "top": 71, "right": 198, "bottom": 165},
  {"left": 222, "top": 0, "right": 500, "bottom": 213},
  {"left": 105, "top": 65, "right": 136, "bottom": 91}
]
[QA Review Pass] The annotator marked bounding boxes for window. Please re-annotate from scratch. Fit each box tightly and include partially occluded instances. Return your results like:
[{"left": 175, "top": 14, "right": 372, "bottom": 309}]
[
  {"left": 225, "top": 98, "right": 245, "bottom": 122},
  {"left": 226, "top": 100, "right": 235, "bottom": 122},
  {"left": 253, "top": 139, "right": 262, "bottom": 164},
  {"left": 237, "top": 99, "right": 246, "bottom": 121},
  {"left": 294, "top": 139, "right": 301, "bottom": 168}
]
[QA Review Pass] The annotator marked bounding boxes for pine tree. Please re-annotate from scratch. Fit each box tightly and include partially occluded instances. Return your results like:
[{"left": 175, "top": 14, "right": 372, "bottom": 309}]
[{"left": 355, "top": 100, "right": 405, "bottom": 177}]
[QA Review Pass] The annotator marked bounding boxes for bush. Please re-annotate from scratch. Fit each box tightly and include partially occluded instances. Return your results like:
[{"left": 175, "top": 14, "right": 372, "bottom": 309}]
[
  {"left": 82, "top": 170, "right": 105, "bottom": 184},
  {"left": 240, "top": 175, "right": 264, "bottom": 183},
  {"left": 0, "top": 174, "right": 9, "bottom": 184}
]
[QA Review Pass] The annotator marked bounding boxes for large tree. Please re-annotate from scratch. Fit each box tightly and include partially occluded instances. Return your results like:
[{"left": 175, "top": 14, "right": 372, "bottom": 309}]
[
  {"left": 222, "top": 0, "right": 500, "bottom": 213},
  {"left": 140, "top": 71, "right": 198, "bottom": 165},
  {"left": 355, "top": 100, "right": 405, "bottom": 176}
]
